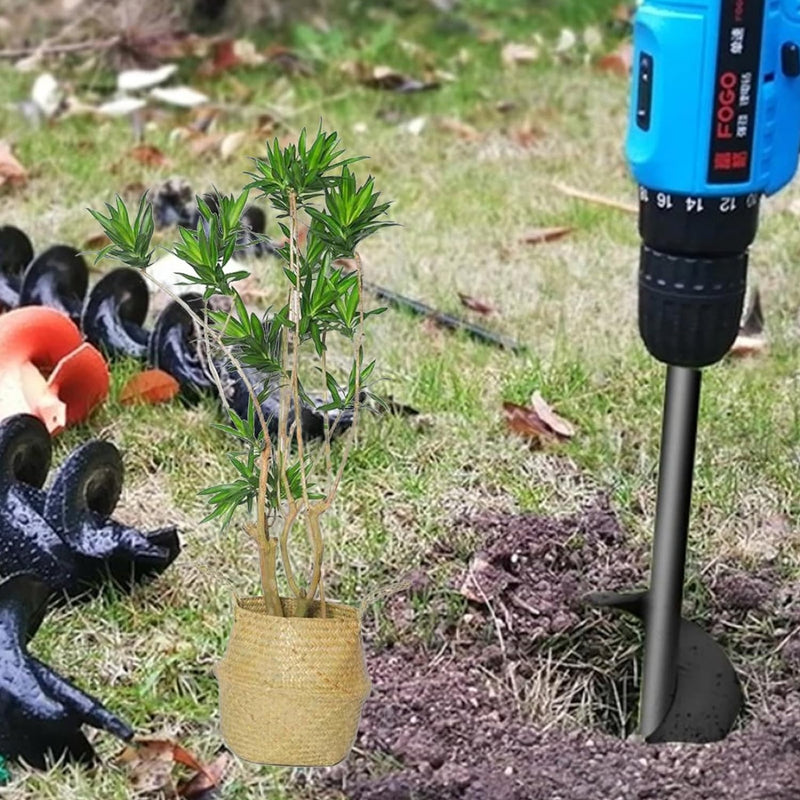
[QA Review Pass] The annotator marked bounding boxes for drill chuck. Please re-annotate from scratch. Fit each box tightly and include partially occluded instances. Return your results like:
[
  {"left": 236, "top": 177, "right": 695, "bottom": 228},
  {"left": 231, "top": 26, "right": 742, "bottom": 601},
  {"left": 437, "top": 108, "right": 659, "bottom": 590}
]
[
  {"left": 636, "top": 189, "right": 758, "bottom": 368},
  {"left": 638, "top": 246, "right": 747, "bottom": 368}
]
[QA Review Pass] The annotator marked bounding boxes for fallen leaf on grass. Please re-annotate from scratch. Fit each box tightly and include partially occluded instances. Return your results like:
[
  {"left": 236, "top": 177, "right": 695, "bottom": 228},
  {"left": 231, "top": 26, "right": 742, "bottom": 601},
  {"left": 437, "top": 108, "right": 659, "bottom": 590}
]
[
  {"left": 521, "top": 226, "right": 573, "bottom": 245},
  {"left": 597, "top": 42, "right": 633, "bottom": 76},
  {"left": 177, "top": 753, "right": 231, "bottom": 799},
  {"left": 201, "top": 39, "right": 239, "bottom": 75},
  {"left": 458, "top": 293, "right": 496, "bottom": 316},
  {"left": 119, "top": 739, "right": 214, "bottom": 795},
  {"left": 503, "top": 393, "right": 575, "bottom": 447},
  {"left": 363, "top": 65, "right": 440, "bottom": 93},
  {"left": 0, "top": 142, "right": 27, "bottom": 188},
  {"left": 531, "top": 391, "right": 575, "bottom": 438},
  {"left": 97, "top": 97, "right": 148, "bottom": 116},
  {"left": 83, "top": 232, "right": 111, "bottom": 251},
  {"left": 613, "top": 3, "right": 635, "bottom": 25},
  {"left": 219, "top": 130, "right": 247, "bottom": 160},
  {"left": 729, "top": 289, "right": 767, "bottom": 357},
  {"left": 554, "top": 28, "right": 578, "bottom": 55},
  {"left": 509, "top": 122, "right": 544, "bottom": 149},
  {"left": 460, "top": 553, "right": 518, "bottom": 603},
  {"left": 118, "top": 64, "right": 178, "bottom": 91},
  {"left": 437, "top": 117, "right": 482, "bottom": 141},
  {"left": 503, "top": 401, "right": 557, "bottom": 446},
  {"left": 266, "top": 44, "right": 312, "bottom": 75},
  {"left": 151, "top": 86, "right": 209, "bottom": 108},
  {"left": 129, "top": 144, "right": 171, "bottom": 167},
  {"left": 120, "top": 370, "right": 180, "bottom": 405},
  {"left": 501, "top": 42, "right": 540, "bottom": 67}
]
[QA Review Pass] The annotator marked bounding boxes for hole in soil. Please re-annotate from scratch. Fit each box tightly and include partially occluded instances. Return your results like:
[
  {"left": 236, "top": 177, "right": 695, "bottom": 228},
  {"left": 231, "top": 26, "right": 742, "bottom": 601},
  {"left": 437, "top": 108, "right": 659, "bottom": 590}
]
[{"left": 319, "top": 498, "right": 800, "bottom": 800}]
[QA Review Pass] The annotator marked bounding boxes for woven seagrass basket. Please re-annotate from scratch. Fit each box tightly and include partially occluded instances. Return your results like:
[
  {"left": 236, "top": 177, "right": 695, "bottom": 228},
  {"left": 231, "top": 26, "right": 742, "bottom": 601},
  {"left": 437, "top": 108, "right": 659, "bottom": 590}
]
[{"left": 215, "top": 595, "right": 371, "bottom": 766}]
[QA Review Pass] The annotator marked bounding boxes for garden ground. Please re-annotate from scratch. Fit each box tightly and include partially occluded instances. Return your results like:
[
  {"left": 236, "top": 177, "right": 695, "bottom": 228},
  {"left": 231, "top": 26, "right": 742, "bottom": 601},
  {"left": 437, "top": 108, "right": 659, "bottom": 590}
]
[{"left": 0, "top": 1, "right": 799, "bottom": 797}]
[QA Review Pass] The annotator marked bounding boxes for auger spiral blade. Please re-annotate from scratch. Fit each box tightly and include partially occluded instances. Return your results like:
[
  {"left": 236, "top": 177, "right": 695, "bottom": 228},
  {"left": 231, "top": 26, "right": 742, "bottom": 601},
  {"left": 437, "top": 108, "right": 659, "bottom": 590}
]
[
  {"left": 586, "top": 589, "right": 743, "bottom": 743},
  {"left": 587, "top": 367, "right": 743, "bottom": 743}
]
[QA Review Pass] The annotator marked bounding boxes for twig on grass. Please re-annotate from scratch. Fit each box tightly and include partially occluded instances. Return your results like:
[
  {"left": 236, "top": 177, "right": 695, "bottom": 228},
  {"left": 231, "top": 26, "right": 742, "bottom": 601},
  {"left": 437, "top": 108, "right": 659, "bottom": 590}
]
[
  {"left": 0, "top": 36, "right": 122, "bottom": 60},
  {"left": 553, "top": 181, "right": 638, "bottom": 214}
]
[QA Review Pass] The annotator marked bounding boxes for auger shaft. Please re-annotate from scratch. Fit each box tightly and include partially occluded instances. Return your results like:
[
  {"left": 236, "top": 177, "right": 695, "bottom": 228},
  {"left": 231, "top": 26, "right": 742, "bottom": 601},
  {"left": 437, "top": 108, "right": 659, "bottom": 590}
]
[{"left": 639, "top": 365, "right": 701, "bottom": 739}]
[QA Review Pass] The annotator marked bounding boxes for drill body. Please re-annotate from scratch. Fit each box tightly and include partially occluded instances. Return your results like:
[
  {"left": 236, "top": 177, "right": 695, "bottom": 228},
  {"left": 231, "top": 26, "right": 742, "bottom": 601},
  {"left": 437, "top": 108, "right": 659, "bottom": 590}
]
[{"left": 628, "top": 0, "right": 800, "bottom": 367}]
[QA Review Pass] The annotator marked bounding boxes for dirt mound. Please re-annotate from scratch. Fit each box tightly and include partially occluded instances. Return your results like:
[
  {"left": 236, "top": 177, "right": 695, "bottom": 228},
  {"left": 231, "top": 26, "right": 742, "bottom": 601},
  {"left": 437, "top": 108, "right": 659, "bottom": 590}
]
[{"left": 313, "top": 497, "right": 800, "bottom": 800}]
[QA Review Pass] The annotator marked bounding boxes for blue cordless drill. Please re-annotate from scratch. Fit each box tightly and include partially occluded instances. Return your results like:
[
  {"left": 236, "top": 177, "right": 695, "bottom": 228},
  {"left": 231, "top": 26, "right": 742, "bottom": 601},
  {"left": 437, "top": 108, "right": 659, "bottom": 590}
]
[{"left": 590, "top": 0, "right": 800, "bottom": 743}]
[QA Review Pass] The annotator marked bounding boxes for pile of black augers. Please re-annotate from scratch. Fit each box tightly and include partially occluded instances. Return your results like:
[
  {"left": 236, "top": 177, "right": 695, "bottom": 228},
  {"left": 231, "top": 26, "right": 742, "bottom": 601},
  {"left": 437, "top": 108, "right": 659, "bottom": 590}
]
[
  {"left": 0, "top": 412, "right": 180, "bottom": 768},
  {"left": 0, "top": 184, "right": 359, "bottom": 438}
]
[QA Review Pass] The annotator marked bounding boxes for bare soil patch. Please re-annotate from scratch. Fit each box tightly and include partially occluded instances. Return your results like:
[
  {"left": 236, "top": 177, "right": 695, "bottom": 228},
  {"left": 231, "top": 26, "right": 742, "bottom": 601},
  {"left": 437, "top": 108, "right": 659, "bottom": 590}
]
[{"left": 312, "top": 498, "right": 800, "bottom": 799}]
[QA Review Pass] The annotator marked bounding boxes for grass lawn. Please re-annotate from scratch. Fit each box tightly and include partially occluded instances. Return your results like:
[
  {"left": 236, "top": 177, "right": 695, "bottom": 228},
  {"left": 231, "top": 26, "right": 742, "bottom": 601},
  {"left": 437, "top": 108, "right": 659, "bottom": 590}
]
[{"left": 1, "top": 0, "right": 799, "bottom": 797}]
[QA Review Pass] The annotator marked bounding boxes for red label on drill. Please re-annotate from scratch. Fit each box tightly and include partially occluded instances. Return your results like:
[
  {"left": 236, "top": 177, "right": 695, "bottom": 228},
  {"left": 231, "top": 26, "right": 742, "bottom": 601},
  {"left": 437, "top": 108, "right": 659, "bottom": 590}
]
[{"left": 707, "top": 0, "right": 765, "bottom": 184}]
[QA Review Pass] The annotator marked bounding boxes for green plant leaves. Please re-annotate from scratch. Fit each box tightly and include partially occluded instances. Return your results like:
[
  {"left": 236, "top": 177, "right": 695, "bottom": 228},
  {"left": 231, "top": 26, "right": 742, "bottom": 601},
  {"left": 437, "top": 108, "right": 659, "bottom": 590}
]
[
  {"left": 89, "top": 126, "right": 393, "bottom": 532},
  {"left": 88, "top": 193, "right": 154, "bottom": 270}
]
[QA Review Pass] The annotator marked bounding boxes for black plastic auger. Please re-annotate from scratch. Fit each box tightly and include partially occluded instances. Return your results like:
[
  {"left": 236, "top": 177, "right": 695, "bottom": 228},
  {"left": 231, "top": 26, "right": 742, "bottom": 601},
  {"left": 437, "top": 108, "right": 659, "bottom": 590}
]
[
  {"left": 0, "top": 572, "right": 134, "bottom": 768},
  {"left": 19, "top": 245, "right": 89, "bottom": 324},
  {"left": 147, "top": 292, "right": 359, "bottom": 440},
  {"left": 0, "top": 414, "right": 180, "bottom": 599},
  {"left": 147, "top": 292, "right": 217, "bottom": 401},
  {"left": 81, "top": 268, "right": 150, "bottom": 360},
  {"left": 0, "top": 225, "right": 34, "bottom": 309},
  {"left": 0, "top": 230, "right": 90, "bottom": 321}
]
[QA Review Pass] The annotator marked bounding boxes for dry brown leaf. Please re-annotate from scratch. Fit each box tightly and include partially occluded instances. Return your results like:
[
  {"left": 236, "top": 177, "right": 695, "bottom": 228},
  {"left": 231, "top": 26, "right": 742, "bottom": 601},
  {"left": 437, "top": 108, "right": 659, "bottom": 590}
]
[
  {"left": 728, "top": 334, "right": 767, "bottom": 357},
  {"left": 120, "top": 370, "right": 180, "bottom": 406},
  {"left": 437, "top": 117, "right": 483, "bottom": 141},
  {"left": 458, "top": 292, "right": 496, "bottom": 316},
  {"left": 613, "top": 3, "right": 635, "bottom": 24},
  {"left": 597, "top": 42, "right": 633, "bottom": 76},
  {"left": 189, "top": 132, "right": 226, "bottom": 157},
  {"left": 531, "top": 391, "right": 575, "bottom": 438},
  {"left": 502, "top": 42, "right": 540, "bottom": 67},
  {"left": 266, "top": 44, "right": 311, "bottom": 75},
  {"left": 219, "top": 130, "right": 246, "bottom": 160},
  {"left": 363, "top": 64, "right": 439, "bottom": 93},
  {"left": 503, "top": 401, "right": 559, "bottom": 448},
  {"left": 0, "top": 141, "right": 27, "bottom": 188},
  {"left": 129, "top": 144, "right": 170, "bottom": 168},
  {"left": 509, "top": 122, "right": 544, "bottom": 149},
  {"left": 207, "top": 39, "right": 240, "bottom": 74},
  {"left": 477, "top": 27, "right": 503, "bottom": 44},
  {"left": 729, "top": 290, "right": 766, "bottom": 357},
  {"left": 459, "top": 554, "right": 517, "bottom": 603},
  {"left": 178, "top": 753, "right": 231, "bottom": 799},
  {"left": 119, "top": 739, "right": 219, "bottom": 797},
  {"left": 83, "top": 232, "right": 111, "bottom": 250},
  {"left": 521, "top": 226, "right": 573, "bottom": 245}
]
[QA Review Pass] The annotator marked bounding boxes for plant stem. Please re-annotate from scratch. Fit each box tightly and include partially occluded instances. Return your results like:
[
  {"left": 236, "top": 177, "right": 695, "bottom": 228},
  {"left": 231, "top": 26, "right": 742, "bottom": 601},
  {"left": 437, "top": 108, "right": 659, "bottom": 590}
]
[
  {"left": 130, "top": 262, "right": 284, "bottom": 611},
  {"left": 257, "top": 538, "right": 282, "bottom": 617},
  {"left": 310, "top": 252, "right": 367, "bottom": 516},
  {"left": 287, "top": 190, "right": 324, "bottom": 616}
]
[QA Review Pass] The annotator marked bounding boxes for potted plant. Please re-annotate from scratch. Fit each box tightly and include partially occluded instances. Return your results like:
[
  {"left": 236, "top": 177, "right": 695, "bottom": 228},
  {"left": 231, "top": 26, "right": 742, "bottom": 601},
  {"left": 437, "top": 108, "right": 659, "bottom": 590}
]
[{"left": 89, "top": 128, "right": 394, "bottom": 766}]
